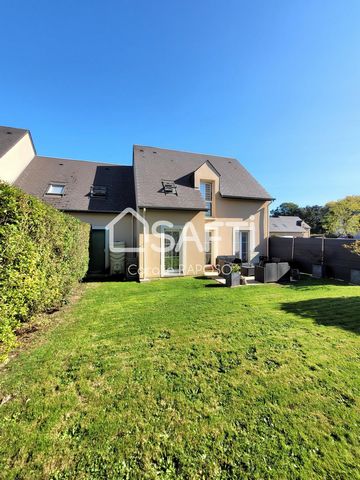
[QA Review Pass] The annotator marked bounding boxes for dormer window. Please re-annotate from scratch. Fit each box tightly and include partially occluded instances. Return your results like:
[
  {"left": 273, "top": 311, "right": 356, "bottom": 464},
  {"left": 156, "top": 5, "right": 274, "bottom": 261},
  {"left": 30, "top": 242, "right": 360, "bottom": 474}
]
[
  {"left": 162, "top": 180, "right": 177, "bottom": 195},
  {"left": 46, "top": 183, "right": 65, "bottom": 195},
  {"left": 200, "top": 181, "right": 213, "bottom": 217},
  {"left": 90, "top": 185, "right": 107, "bottom": 197}
]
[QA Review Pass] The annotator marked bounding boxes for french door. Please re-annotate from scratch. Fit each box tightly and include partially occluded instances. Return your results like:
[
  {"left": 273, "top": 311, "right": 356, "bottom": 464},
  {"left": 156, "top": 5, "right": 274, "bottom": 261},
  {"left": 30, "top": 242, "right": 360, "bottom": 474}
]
[
  {"left": 162, "top": 227, "right": 183, "bottom": 276},
  {"left": 234, "top": 230, "right": 250, "bottom": 263},
  {"left": 205, "top": 230, "right": 213, "bottom": 265}
]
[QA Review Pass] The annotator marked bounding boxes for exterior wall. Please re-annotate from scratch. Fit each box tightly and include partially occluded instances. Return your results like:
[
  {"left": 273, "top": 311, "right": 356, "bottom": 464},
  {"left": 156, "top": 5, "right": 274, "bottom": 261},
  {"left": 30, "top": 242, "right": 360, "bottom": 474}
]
[
  {"left": 0, "top": 133, "right": 35, "bottom": 184},
  {"left": 211, "top": 197, "right": 269, "bottom": 263},
  {"left": 139, "top": 198, "right": 270, "bottom": 279},
  {"left": 194, "top": 162, "right": 220, "bottom": 211},
  {"left": 139, "top": 209, "right": 205, "bottom": 279},
  {"left": 194, "top": 162, "right": 269, "bottom": 263},
  {"left": 69, "top": 211, "right": 134, "bottom": 247}
]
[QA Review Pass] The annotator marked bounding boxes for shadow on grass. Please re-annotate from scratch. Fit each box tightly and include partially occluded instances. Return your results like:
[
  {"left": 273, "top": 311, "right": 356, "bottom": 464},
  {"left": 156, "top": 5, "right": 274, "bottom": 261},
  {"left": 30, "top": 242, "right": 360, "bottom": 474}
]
[
  {"left": 84, "top": 274, "right": 127, "bottom": 283},
  {"left": 281, "top": 296, "right": 360, "bottom": 334},
  {"left": 283, "top": 276, "right": 352, "bottom": 290}
]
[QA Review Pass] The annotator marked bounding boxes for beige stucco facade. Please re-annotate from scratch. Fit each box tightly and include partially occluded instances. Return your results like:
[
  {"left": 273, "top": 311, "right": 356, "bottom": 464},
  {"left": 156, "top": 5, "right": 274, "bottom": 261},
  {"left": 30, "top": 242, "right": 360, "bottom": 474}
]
[
  {"left": 0, "top": 133, "right": 35, "bottom": 184},
  {"left": 68, "top": 196, "right": 269, "bottom": 280},
  {"left": 137, "top": 163, "right": 270, "bottom": 279},
  {"left": 69, "top": 211, "right": 136, "bottom": 270},
  {"left": 138, "top": 209, "right": 205, "bottom": 278},
  {"left": 70, "top": 211, "right": 135, "bottom": 246},
  {"left": 24, "top": 160, "right": 269, "bottom": 280}
]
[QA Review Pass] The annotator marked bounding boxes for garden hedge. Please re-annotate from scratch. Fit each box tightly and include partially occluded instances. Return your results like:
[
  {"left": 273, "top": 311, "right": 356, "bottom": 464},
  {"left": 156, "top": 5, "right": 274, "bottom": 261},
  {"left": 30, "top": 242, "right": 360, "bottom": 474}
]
[{"left": 0, "top": 182, "right": 90, "bottom": 361}]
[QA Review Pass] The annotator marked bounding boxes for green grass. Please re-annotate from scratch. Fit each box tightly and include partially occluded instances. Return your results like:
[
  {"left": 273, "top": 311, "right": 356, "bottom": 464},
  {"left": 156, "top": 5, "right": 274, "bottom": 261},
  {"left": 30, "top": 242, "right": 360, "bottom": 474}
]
[{"left": 0, "top": 277, "right": 359, "bottom": 479}]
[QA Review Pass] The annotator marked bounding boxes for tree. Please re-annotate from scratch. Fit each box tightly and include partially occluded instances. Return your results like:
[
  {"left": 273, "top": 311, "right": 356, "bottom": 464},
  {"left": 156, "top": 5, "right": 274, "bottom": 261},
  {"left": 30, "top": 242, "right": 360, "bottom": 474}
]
[
  {"left": 271, "top": 202, "right": 300, "bottom": 217},
  {"left": 344, "top": 240, "right": 360, "bottom": 255},
  {"left": 270, "top": 202, "right": 328, "bottom": 234},
  {"left": 323, "top": 196, "right": 360, "bottom": 237},
  {"left": 299, "top": 205, "right": 328, "bottom": 234}
]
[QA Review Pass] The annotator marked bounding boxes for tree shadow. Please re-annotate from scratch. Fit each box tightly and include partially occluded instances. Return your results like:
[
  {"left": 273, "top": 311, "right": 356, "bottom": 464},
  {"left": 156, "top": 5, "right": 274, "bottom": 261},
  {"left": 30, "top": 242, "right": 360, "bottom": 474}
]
[
  {"left": 281, "top": 276, "right": 353, "bottom": 291},
  {"left": 281, "top": 296, "right": 360, "bottom": 334}
]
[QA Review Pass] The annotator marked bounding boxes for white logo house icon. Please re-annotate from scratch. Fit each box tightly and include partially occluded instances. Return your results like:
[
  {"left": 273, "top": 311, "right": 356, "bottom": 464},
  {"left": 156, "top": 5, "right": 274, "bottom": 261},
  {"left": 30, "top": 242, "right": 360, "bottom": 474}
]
[{"left": 106, "top": 207, "right": 149, "bottom": 253}]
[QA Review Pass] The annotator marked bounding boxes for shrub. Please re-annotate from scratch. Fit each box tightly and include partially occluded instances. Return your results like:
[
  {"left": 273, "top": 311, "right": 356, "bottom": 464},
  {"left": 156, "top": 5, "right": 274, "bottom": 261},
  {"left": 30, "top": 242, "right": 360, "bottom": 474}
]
[{"left": 0, "top": 182, "right": 90, "bottom": 361}]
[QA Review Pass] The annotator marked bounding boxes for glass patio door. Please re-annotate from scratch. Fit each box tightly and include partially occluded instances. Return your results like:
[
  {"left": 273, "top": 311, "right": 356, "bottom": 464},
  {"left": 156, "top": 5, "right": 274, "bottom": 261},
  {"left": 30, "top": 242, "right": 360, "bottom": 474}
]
[
  {"left": 163, "top": 228, "right": 183, "bottom": 275},
  {"left": 205, "top": 230, "right": 213, "bottom": 265},
  {"left": 234, "top": 230, "right": 249, "bottom": 263}
]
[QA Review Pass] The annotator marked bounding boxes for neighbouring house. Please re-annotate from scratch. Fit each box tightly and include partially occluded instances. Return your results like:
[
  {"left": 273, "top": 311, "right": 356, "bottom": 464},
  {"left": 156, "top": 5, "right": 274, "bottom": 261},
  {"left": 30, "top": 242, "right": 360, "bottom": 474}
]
[
  {"left": 269, "top": 216, "right": 311, "bottom": 238},
  {"left": 0, "top": 126, "right": 273, "bottom": 279}
]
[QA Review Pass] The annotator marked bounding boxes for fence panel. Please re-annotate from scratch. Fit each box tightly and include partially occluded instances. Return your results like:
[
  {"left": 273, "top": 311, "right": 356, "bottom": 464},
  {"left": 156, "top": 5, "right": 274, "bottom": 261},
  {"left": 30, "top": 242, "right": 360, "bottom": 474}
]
[
  {"left": 269, "top": 237, "right": 293, "bottom": 261},
  {"left": 293, "top": 237, "right": 322, "bottom": 274},
  {"left": 269, "top": 236, "right": 359, "bottom": 282},
  {"left": 324, "top": 239, "right": 360, "bottom": 282}
]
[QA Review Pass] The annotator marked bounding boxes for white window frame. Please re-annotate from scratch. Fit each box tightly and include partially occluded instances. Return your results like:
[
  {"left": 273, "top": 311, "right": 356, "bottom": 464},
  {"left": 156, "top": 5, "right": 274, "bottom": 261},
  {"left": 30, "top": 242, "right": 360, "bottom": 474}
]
[
  {"left": 204, "top": 227, "right": 217, "bottom": 265},
  {"left": 232, "top": 228, "right": 252, "bottom": 263},
  {"left": 160, "top": 225, "right": 185, "bottom": 277},
  {"left": 46, "top": 183, "right": 66, "bottom": 195},
  {"left": 200, "top": 181, "right": 213, "bottom": 217}
]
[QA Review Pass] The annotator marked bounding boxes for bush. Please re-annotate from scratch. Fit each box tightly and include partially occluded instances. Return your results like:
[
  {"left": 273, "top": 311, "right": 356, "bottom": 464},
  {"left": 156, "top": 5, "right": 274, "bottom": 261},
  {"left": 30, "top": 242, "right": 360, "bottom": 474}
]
[{"left": 0, "top": 182, "right": 90, "bottom": 361}]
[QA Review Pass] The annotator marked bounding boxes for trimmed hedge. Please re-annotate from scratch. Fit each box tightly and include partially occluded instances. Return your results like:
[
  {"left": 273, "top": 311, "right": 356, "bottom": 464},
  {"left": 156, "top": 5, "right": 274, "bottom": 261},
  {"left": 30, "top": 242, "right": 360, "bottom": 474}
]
[{"left": 0, "top": 182, "right": 90, "bottom": 361}]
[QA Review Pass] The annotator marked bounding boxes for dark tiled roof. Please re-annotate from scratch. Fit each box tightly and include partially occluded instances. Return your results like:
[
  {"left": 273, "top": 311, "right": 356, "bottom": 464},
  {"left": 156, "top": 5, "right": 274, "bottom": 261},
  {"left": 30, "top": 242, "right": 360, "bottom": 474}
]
[
  {"left": 15, "top": 156, "right": 135, "bottom": 213},
  {"left": 134, "top": 145, "right": 272, "bottom": 210},
  {"left": 270, "top": 216, "right": 311, "bottom": 233},
  {"left": 0, "top": 126, "right": 29, "bottom": 158}
]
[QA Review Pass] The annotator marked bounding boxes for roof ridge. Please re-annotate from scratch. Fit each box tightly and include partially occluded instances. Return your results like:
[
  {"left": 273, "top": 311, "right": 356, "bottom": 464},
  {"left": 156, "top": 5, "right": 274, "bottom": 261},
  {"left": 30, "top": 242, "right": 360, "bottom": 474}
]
[
  {"left": 133, "top": 144, "right": 237, "bottom": 161},
  {"left": 34, "top": 155, "right": 128, "bottom": 167}
]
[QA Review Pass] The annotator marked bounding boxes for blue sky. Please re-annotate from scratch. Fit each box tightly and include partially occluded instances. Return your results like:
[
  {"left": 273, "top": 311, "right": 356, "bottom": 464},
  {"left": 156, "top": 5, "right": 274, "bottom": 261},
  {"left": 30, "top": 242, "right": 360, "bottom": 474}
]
[{"left": 1, "top": 0, "right": 359, "bottom": 208}]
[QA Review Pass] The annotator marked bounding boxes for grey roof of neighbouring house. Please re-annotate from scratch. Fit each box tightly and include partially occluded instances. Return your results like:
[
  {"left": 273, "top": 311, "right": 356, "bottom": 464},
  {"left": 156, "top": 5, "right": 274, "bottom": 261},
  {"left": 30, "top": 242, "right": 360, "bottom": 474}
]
[
  {"left": 0, "top": 126, "right": 30, "bottom": 158},
  {"left": 269, "top": 216, "right": 311, "bottom": 233},
  {"left": 15, "top": 156, "right": 135, "bottom": 213},
  {"left": 133, "top": 145, "right": 272, "bottom": 210}
]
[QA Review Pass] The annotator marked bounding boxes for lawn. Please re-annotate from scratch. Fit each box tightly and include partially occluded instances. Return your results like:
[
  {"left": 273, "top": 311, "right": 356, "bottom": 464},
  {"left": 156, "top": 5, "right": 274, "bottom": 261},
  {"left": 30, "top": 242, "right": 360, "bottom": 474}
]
[{"left": 0, "top": 277, "right": 359, "bottom": 479}]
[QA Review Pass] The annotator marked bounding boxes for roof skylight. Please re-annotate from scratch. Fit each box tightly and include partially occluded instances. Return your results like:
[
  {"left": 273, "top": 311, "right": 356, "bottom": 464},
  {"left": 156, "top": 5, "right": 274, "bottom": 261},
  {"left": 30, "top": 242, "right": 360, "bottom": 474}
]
[
  {"left": 46, "top": 183, "right": 65, "bottom": 195},
  {"left": 162, "top": 180, "right": 177, "bottom": 195},
  {"left": 90, "top": 185, "right": 107, "bottom": 197}
]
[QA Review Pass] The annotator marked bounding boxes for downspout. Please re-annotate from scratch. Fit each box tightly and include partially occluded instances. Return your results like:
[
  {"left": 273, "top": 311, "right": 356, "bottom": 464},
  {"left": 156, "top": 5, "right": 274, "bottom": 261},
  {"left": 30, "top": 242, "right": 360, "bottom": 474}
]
[
  {"left": 266, "top": 200, "right": 274, "bottom": 258},
  {"left": 142, "top": 207, "right": 146, "bottom": 280},
  {"left": 132, "top": 214, "right": 134, "bottom": 249}
]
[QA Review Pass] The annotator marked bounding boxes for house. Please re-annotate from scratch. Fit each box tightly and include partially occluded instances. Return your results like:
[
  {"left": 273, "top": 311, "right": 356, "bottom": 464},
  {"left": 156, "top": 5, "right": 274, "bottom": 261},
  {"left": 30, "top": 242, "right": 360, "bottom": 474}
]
[
  {"left": 0, "top": 126, "right": 273, "bottom": 279},
  {"left": 133, "top": 146, "right": 272, "bottom": 279},
  {"left": 269, "top": 216, "right": 311, "bottom": 238}
]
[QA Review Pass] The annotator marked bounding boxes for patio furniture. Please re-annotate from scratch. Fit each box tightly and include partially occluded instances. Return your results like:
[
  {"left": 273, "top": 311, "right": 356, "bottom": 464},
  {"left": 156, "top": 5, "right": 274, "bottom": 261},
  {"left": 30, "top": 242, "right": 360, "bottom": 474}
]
[
  {"left": 241, "top": 264, "right": 255, "bottom": 276},
  {"left": 216, "top": 256, "right": 241, "bottom": 277},
  {"left": 255, "top": 262, "right": 290, "bottom": 283}
]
